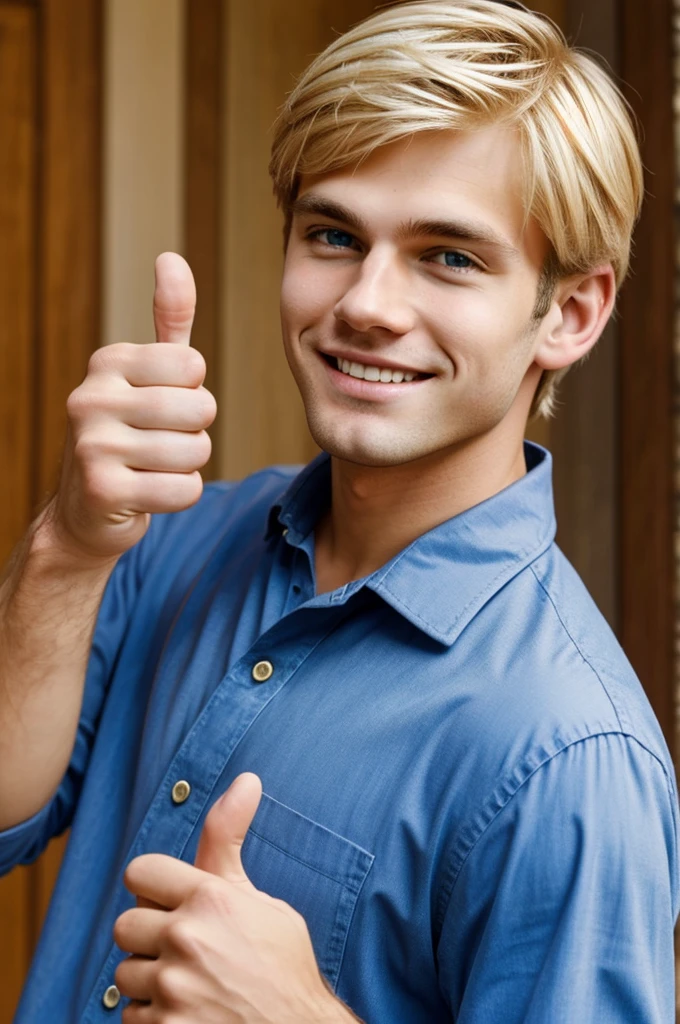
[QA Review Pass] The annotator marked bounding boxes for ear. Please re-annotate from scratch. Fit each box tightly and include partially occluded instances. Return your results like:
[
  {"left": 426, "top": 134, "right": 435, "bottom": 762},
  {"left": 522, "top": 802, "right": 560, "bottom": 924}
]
[{"left": 534, "top": 265, "right": 616, "bottom": 372}]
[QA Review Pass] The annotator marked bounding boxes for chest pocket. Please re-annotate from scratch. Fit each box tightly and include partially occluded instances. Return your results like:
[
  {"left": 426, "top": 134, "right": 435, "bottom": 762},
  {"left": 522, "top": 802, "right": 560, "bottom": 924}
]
[{"left": 242, "top": 793, "right": 374, "bottom": 990}]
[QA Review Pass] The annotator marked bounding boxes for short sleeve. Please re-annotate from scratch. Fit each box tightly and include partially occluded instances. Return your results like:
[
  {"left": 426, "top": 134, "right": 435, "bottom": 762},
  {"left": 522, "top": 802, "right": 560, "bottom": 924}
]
[
  {"left": 436, "top": 733, "right": 679, "bottom": 1023},
  {"left": 0, "top": 526, "right": 157, "bottom": 874}
]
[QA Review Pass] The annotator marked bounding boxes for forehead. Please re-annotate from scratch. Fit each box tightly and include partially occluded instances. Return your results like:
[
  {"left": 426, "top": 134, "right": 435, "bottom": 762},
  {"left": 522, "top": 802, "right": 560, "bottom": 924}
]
[{"left": 296, "top": 127, "right": 547, "bottom": 263}]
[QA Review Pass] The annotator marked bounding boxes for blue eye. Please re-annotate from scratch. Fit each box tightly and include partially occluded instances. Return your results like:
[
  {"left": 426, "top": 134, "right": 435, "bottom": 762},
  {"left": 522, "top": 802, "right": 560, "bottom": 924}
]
[
  {"left": 322, "top": 229, "right": 354, "bottom": 248},
  {"left": 442, "top": 251, "right": 474, "bottom": 268}
]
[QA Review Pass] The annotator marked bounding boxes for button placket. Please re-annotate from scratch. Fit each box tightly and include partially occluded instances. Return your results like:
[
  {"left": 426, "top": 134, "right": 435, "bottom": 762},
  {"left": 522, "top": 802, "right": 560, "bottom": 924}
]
[
  {"left": 102, "top": 985, "right": 120, "bottom": 1009},
  {"left": 171, "top": 779, "right": 191, "bottom": 804},
  {"left": 86, "top": 618, "right": 339, "bottom": 1021},
  {"left": 252, "top": 659, "right": 274, "bottom": 683}
]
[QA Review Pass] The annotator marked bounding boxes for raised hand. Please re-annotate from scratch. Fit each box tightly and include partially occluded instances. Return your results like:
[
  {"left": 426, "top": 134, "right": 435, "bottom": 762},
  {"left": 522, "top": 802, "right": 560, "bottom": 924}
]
[
  {"left": 49, "top": 252, "right": 216, "bottom": 560},
  {"left": 113, "top": 774, "right": 360, "bottom": 1023}
]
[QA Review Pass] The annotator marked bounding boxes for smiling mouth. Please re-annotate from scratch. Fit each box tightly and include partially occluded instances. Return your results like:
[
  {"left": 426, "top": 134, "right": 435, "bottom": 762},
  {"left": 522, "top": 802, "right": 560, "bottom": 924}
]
[{"left": 321, "top": 354, "right": 433, "bottom": 384}]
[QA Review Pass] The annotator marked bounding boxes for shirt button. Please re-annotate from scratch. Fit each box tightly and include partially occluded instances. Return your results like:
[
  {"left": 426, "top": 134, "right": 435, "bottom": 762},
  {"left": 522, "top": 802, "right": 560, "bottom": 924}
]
[
  {"left": 252, "top": 660, "right": 274, "bottom": 683},
  {"left": 102, "top": 985, "right": 120, "bottom": 1009},
  {"left": 171, "top": 780, "right": 191, "bottom": 804}
]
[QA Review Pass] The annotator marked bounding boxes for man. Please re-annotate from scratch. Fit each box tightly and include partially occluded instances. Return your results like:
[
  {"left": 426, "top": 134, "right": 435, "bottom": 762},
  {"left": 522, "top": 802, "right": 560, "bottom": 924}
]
[{"left": 1, "top": 1, "right": 677, "bottom": 1021}]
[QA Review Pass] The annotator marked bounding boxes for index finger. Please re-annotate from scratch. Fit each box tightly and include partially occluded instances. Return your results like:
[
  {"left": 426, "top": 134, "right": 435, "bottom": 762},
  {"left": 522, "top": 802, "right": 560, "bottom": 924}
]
[
  {"left": 153, "top": 252, "right": 196, "bottom": 345},
  {"left": 124, "top": 853, "right": 204, "bottom": 910}
]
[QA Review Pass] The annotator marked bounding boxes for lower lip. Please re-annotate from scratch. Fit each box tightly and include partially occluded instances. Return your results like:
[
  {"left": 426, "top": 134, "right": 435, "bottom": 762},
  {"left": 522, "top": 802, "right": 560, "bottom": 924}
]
[{"left": 320, "top": 355, "right": 431, "bottom": 402}]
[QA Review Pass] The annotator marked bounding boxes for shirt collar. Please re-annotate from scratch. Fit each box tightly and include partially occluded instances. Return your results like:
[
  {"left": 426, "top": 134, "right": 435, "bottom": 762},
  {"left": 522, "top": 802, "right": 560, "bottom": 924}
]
[{"left": 265, "top": 442, "right": 556, "bottom": 646}]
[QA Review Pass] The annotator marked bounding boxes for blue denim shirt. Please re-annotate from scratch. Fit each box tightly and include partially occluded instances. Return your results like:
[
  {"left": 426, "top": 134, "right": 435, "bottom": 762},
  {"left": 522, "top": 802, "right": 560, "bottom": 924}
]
[{"left": 4, "top": 443, "right": 679, "bottom": 1023}]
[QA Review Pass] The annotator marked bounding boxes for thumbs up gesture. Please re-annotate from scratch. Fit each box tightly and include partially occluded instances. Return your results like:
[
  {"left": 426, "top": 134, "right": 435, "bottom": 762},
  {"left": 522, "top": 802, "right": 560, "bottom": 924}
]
[
  {"left": 113, "top": 774, "right": 359, "bottom": 1022},
  {"left": 48, "top": 253, "right": 217, "bottom": 561}
]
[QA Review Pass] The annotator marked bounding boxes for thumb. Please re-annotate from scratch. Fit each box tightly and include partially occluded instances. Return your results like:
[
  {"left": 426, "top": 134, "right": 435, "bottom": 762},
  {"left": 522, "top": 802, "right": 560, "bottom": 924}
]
[
  {"left": 153, "top": 251, "right": 196, "bottom": 345},
  {"left": 195, "top": 773, "right": 263, "bottom": 881}
]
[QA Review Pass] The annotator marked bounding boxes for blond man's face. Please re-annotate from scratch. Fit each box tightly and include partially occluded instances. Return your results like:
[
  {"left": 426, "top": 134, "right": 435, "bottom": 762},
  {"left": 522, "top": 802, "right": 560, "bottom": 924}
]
[{"left": 279, "top": 127, "right": 552, "bottom": 468}]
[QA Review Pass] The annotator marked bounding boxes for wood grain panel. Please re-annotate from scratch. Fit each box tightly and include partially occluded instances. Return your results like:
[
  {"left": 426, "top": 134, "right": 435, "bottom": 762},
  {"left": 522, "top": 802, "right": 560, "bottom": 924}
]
[
  {"left": 619, "top": 0, "right": 675, "bottom": 753},
  {"left": 0, "top": 5, "right": 37, "bottom": 1015},
  {"left": 219, "top": 0, "right": 381, "bottom": 479},
  {"left": 36, "top": 0, "right": 102, "bottom": 501},
  {"left": 0, "top": 4, "right": 35, "bottom": 562},
  {"left": 524, "top": 0, "right": 564, "bottom": 456},
  {"left": 32, "top": 0, "right": 103, "bottom": 937},
  {"left": 548, "top": 0, "right": 620, "bottom": 632},
  {"left": 185, "top": 0, "right": 223, "bottom": 480},
  {"left": 527, "top": 0, "right": 565, "bottom": 21}
]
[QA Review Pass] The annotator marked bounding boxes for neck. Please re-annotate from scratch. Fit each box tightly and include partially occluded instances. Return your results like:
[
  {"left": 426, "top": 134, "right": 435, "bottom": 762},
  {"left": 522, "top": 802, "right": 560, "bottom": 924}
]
[{"left": 314, "top": 423, "right": 529, "bottom": 594}]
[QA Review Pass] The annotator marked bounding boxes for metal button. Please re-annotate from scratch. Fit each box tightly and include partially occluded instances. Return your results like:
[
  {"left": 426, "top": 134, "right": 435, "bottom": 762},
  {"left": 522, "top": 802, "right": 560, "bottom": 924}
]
[
  {"left": 252, "top": 659, "right": 274, "bottom": 683},
  {"left": 171, "top": 779, "right": 191, "bottom": 804},
  {"left": 102, "top": 985, "right": 121, "bottom": 1009}
]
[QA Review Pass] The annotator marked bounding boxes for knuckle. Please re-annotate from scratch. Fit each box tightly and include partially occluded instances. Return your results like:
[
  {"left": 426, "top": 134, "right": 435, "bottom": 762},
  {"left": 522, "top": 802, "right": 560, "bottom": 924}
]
[
  {"left": 88, "top": 342, "right": 128, "bottom": 374},
  {"left": 86, "top": 347, "right": 107, "bottom": 375},
  {"left": 68, "top": 384, "right": 117, "bottom": 423},
  {"left": 192, "top": 875, "right": 227, "bottom": 910},
  {"left": 73, "top": 429, "right": 118, "bottom": 468},
  {"left": 156, "top": 963, "right": 185, "bottom": 1006},
  {"left": 164, "top": 917, "right": 200, "bottom": 958},
  {"left": 79, "top": 463, "right": 118, "bottom": 509},
  {"left": 66, "top": 386, "right": 87, "bottom": 420},
  {"left": 72, "top": 431, "right": 99, "bottom": 463}
]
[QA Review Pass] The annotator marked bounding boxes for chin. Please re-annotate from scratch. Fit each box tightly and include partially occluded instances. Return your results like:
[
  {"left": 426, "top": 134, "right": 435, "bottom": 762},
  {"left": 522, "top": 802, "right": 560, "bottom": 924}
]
[{"left": 306, "top": 412, "right": 446, "bottom": 469}]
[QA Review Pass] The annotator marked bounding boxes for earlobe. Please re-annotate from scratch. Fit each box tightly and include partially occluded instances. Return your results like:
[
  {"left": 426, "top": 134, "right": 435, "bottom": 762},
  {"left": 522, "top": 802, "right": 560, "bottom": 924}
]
[{"left": 534, "top": 265, "right": 616, "bottom": 372}]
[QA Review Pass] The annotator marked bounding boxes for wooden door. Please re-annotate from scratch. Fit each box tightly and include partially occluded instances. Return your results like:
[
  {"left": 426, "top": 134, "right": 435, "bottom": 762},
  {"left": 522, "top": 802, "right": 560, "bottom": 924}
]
[{"left": 0, "top": 1, "right": 102, "bottom": 1018}]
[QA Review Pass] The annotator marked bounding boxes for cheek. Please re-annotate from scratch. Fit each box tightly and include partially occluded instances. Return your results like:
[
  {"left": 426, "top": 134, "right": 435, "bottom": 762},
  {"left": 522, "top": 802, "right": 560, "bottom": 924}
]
[
  {"left": 280, "top": 257, "right": 336, "bottom": 331},
  {"left": 428, "top": 299, "right": 499, "bottom": 373}
]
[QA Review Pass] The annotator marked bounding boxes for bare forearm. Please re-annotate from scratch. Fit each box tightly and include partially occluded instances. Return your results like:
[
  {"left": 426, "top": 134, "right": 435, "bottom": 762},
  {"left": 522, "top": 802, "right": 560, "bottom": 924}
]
[{"left": 0, "top": 501, "right": 118, "bottom": 830}]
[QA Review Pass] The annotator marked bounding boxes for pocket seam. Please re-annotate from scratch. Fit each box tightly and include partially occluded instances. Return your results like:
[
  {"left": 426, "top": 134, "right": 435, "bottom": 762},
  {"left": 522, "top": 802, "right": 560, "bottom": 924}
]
[{"left": 248, "top": 824, "right": 371, "bottom": 892}]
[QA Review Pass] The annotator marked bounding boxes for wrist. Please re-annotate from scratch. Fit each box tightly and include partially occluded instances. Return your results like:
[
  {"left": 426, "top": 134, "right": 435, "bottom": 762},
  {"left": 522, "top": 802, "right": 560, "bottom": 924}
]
[
  {"left": 29, "top": 499, "right": 121, "bottom": 574},
  {"left": 313, "top": 987, "right": 364, "bottom": 1024}
]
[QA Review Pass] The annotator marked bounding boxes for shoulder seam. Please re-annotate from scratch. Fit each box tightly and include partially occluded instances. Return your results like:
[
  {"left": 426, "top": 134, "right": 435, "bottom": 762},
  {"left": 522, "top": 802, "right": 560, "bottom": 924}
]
[
  {"left": 435, "top": 730, "right": 676, "bottom": 935},
  {"left": 528, "top": 562, "right": 625, "bottom": 731}
]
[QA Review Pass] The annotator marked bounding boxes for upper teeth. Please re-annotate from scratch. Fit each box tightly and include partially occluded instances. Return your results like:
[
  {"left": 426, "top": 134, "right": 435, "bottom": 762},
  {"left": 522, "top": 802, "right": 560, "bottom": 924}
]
[{"left": 335, "top": 357, "right": 416, "bottom": 383}]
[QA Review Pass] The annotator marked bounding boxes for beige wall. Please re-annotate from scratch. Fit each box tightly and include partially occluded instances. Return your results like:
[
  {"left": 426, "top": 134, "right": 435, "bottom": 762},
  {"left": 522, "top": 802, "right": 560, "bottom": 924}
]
[{"left": 103, "top": 0, "right": 185, "bottom": 348}]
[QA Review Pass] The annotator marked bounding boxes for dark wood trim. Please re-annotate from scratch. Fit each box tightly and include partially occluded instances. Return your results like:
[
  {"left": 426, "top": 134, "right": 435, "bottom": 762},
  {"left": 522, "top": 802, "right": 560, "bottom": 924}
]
[
  {"left": 30, "top": 0, "right": 104, "bottom": 947},
  {"left": 0, "top": 7, "right": 38, "bottom": 1013},
  {"left": 548, "top": 2, "right": 619, "bottom": 637},
  {"left": 34, "top": 0, "right": 103, "bottom": 503},
  {"left": 184, "top": 0, "right": 223, "bottom": 481},
  {"left": 618, "top": 0, "right": 675, "bottom": 759}
]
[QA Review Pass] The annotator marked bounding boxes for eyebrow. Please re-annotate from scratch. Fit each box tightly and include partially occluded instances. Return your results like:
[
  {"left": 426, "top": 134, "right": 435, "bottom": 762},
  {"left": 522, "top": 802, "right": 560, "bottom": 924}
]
[{"left": 288, "top": 193, "right": 521, "bottom": 263}]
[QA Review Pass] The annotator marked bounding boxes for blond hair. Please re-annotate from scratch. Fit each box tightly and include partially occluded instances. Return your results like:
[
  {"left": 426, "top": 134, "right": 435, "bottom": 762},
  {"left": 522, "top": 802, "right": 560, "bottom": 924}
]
[{"left": 269, "top": 0, "right": 644, "bottom": 418}]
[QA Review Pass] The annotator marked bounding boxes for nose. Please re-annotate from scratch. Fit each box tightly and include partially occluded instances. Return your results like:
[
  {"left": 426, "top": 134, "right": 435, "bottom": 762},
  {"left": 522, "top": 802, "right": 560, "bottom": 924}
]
[{"left": 333, "top": 249, "right": 416, "bottom": 336}]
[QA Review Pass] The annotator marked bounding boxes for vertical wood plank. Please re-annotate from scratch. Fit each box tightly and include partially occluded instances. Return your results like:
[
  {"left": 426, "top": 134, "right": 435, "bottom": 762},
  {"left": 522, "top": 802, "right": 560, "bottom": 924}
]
[
  {"left": 547, "top": 0, "right": 620, "bottom": 632},
  {"left": 185, "top": 0, "right": 223, "bottom": 480},
  {"left": 0, "top": 6, "right": 36, "bottom": 560},
  {"left": 31, "top": 0, "right": 103, "bottom": 937},
  {"left": 524, "top": 0, "right": 563, "bottom": 458},
  {"left": 36, "top": 0, "right": 103, "bottom": 500},
  {"left": 618, "top": 0, "right": 675, "bottom": 754},
  {"left": 219, "top": 0, "right": 381, "bottom": 479},
  {"left": 0, "top": 6, "right": 37, "bottom": 1019}
]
